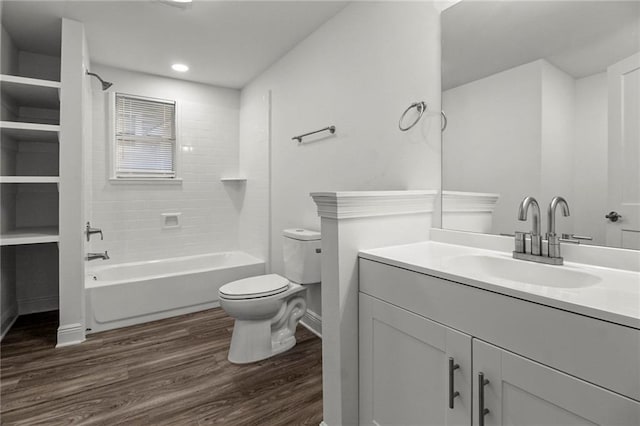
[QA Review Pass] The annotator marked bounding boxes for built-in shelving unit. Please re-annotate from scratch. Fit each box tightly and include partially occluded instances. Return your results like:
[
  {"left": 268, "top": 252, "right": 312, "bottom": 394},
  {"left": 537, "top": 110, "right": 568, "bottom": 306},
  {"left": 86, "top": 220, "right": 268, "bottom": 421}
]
[{"left": 1, "top": 25, "right": 62, "bottom": 338}]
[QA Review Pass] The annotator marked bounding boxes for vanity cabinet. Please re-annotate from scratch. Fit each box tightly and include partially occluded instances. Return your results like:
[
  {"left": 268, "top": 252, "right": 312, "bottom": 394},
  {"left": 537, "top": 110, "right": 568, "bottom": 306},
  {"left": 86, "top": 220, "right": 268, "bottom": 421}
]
[
  {"left": 359, "top": 258, "right": 640, "bottom": 425},
  {"left": 359, "top": 293, "right": 472, "bottom": 425},
  {"left": 473, "top": 339, "right": 639, "bottom": 426}
]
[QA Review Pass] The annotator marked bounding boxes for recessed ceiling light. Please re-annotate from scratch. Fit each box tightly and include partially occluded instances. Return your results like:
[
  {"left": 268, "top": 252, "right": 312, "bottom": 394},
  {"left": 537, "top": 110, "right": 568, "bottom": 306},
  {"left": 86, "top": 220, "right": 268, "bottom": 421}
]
[
  {"left": 172, "top": 63, "right": 189, "bottom": 72},
  {"left": 172, "top": 0, "right": 192, "bottom": 3}
]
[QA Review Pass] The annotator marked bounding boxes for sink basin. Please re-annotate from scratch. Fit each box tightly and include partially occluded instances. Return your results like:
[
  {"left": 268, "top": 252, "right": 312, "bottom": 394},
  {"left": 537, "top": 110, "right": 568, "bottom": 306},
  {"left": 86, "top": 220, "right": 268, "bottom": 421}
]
[{"left": 444, "top": 255, "right": 601, "bottom": 289}]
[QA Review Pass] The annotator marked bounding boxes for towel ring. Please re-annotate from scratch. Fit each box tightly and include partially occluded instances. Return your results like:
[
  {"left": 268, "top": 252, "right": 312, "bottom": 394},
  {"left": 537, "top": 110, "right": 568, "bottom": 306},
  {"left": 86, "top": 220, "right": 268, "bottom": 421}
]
[
  {"left": 441, "top": 111, "right": 448, "bottom": 132},
  {"left": 399, "top": 101, "right": 427, "bottom": 131}
]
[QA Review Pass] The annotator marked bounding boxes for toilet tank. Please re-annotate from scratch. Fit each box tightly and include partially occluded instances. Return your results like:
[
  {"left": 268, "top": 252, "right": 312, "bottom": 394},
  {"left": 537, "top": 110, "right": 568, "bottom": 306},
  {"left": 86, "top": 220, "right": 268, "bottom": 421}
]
[{"left": 282, "top": 228, "right": 321, "bottom": 284}]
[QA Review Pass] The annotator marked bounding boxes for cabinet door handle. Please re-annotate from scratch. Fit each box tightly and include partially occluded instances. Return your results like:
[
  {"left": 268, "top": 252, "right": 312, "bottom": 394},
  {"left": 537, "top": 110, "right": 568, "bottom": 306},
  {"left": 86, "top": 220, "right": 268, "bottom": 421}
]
[
  {"left": 478, "top": 372, "right": 490, "bottom": 426},
  {"left": 448, "top": 357, "right": 460, "bottom": 409}
]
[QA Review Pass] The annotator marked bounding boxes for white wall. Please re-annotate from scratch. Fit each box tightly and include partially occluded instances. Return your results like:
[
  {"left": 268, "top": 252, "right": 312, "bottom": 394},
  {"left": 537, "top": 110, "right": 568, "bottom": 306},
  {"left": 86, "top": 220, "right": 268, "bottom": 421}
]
[
  {"left": 0, "top": 17, "right": 17, "bottom": 324},
  {"left": 88, "top": 64, "right": 241, "bottom": 263},
  {"left": 15, "top": 244, "right": 59, "bottom": 314},
  {"left": 58, "top": 18, "right": 90, "bottom": 346},
  {"left": 238, "top": 91, "right": 270, "bottom": 265},
  {"left": 574, "top": 72, "right": 608, "bottom": 245},
  {"left": 0, "top": 25, "right": 60, "bottom": 81},
  {"left": 540, "top": 61, "right": 576, "bottom": 235},
  {"left": 240, "top": 1, "right": 442, "bottom": 319},
  {"left": 1, "top": 25, "right": 18, "bottom": 75},
  {"left": 443, "top": 60, "right": 543, "bottom": 236},
  {"left": 1, "top": 247, "right": 17, "bottom": 338},
  {"left": 443, "top": 59, "right": 609, "bottom": 241}
]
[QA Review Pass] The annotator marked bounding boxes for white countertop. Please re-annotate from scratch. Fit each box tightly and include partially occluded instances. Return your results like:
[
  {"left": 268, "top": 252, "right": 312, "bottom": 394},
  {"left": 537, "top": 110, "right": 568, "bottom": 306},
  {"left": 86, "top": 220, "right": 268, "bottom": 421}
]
[{"left": 360, "top": 241, "right": 640, "bottom": 329}]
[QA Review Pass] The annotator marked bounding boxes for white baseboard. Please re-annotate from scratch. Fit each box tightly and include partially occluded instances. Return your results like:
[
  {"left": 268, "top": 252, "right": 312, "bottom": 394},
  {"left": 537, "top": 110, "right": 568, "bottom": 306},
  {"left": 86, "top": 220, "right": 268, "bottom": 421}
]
[
  {"left": 1, "top": 309, "right": 18, "bottom": 341},
  {"left": 18, "top": 295, "right": 59, "bottom": 315},
  {"left": 56, "top": 322, "right": 85, "bottom": 347},
  {"left": 300, "top": 309, "right": 322, "bottom": 338}
]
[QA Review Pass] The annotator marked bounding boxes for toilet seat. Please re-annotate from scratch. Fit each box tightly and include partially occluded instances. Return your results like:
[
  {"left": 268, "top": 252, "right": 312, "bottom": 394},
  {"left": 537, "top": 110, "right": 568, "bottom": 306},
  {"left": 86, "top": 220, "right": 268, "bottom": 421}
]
[{"left": 219, "top": 274, "right": 290, "bottom": 300}]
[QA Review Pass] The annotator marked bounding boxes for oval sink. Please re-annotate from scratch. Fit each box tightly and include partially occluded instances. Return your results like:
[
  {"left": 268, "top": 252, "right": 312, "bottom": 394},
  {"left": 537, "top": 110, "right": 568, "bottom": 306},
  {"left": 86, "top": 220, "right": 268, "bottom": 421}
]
[{"left": 444, "top": 255, "right": 601, "bottom": 289}]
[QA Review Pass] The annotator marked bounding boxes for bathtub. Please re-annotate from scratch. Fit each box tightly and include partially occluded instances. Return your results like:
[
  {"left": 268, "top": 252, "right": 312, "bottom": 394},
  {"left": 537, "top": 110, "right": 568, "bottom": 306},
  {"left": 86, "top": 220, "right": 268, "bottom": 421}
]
[{"left": 85, "top": 251, "right": 265, "bottom": 333}]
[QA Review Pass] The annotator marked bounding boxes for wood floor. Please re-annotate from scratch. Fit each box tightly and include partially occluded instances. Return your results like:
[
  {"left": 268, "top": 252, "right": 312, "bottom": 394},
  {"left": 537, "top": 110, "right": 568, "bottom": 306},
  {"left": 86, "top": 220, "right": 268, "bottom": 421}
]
[{"left": 0, "top": 308, "right": 323, "bottom": 425}]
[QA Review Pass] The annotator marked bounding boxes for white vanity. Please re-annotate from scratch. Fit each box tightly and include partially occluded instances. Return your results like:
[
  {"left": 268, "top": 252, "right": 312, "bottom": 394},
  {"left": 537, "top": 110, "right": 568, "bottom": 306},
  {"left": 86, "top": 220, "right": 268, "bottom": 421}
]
[{"left": 358, "top": 231, "right": 640, "bottom": 425}]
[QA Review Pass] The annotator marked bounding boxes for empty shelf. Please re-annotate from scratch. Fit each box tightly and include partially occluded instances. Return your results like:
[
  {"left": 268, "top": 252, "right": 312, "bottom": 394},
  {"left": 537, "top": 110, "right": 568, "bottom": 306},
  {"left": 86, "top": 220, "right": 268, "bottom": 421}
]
[
  {"left": 0, "top": 74, "right": 61, "bottom": 109},
  {"left": 1, "top": 227, "right": 59, "bottom": 246},
  {"left": 220, "top": 177, "right": 247, "bottom": 182},
  {"left": 0, "top": 176, "right": 60, "bottom": 184},
  {"left": 0, "top": 121, "right": 60, "bottom": 143}
]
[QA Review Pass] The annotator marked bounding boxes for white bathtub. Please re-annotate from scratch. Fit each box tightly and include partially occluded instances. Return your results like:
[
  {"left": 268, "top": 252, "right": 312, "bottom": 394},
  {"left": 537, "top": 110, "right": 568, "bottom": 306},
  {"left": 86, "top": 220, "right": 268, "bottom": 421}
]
[{"left": 85, "top": 251, "right": 265, "bottom": 333}]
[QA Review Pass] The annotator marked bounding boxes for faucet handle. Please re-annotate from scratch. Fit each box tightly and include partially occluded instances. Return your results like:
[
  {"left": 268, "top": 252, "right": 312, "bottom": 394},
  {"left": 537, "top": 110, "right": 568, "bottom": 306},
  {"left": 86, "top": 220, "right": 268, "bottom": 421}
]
[
  {"left": 86, "top": 221, "right": 104, "bottom": 242},
  {"left": 560, "top": 233, "right": 592, "bottom": 245},
  {"left": 561, "top": 233, "right": 592, "bottom": 241},
  {"left": 514, "top": 232, "right": 526, "bottom": 253}
]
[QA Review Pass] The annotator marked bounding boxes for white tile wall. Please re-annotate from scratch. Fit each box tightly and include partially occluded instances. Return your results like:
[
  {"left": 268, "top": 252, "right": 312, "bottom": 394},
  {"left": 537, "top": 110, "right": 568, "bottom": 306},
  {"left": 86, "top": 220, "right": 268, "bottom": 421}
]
[{"left": 88, "top": 65, "right": 242, "bottom": 263}]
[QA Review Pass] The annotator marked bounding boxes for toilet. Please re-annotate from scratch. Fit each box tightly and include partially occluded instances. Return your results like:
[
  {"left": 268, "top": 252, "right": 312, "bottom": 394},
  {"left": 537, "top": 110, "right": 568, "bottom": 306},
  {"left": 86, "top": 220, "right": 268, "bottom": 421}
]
[{"left": 218, "top": 228, "right": 321, "bottom": 364}]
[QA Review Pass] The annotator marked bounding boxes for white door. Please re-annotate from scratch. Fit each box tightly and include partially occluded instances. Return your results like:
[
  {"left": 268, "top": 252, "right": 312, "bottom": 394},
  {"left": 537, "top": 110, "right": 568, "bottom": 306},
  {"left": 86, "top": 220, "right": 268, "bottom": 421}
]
[
  {"left": 607, "top": 52, "right": 640, "bottom": 249},
  {"left": 359, "top": 293, "right": 472, "bottom": 426},
  {"left": 473, "top": 339, "right": 640, "bottom": 426}
]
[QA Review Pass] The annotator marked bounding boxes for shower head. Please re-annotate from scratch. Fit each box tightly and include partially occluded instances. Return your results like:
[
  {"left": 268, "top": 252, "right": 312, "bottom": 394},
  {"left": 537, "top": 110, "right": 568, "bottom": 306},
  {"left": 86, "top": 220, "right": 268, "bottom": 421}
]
[{"left": 86, "top": 71, "right": 113, "bottom": 91}]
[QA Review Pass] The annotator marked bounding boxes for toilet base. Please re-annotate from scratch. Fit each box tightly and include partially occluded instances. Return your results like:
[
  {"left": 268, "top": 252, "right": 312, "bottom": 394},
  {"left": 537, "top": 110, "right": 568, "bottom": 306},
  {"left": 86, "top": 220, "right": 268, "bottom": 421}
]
[
  {"left": 227, "top": 320, "right": 298, "bottom": 364},
  {"left": 226, "top": 295, "right": 307, "bottom": 364}
]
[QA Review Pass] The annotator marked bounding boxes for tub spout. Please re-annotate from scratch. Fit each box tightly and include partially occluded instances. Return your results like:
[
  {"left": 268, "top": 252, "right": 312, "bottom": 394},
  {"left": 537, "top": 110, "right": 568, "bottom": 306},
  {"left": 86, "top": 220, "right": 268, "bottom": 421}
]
[{"left": 86, "top": 251, "right": 109, "bottom": 261}]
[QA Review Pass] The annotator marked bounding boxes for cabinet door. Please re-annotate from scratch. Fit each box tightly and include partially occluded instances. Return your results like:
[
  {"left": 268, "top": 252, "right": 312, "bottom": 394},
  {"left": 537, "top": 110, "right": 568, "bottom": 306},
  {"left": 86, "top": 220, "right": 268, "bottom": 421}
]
[
  {"left": 359, "top": 293, "right": 472, "bottom": 426},
  {"left": 473, "top": 339, "right": 640, "bottom": 426}
]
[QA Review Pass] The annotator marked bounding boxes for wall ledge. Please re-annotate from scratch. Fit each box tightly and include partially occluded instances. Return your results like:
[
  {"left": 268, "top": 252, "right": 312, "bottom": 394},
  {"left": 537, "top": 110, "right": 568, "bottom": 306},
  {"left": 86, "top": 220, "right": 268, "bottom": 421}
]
[
  {"left": 441, "top": 190, "right": 500, "bottom": 212},
  {"left": 311, "top": 190, "right": 438, "bottom": 220}
]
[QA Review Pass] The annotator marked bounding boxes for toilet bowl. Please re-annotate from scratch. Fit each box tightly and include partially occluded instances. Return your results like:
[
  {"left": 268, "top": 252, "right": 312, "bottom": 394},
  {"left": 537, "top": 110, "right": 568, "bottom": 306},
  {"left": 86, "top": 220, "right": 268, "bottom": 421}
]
[
  {"left": 219, "top": 274, "right": 308, "bottom": 364},
  {"left": 218, "top": 228, "right": 321, "bottom": 364}
]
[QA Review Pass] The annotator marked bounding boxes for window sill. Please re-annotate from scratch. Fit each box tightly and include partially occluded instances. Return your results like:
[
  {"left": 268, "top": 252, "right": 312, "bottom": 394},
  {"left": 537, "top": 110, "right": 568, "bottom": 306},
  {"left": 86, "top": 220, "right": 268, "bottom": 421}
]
[{"left": 108, "top": 178, "right": 183, "bottom": 185}]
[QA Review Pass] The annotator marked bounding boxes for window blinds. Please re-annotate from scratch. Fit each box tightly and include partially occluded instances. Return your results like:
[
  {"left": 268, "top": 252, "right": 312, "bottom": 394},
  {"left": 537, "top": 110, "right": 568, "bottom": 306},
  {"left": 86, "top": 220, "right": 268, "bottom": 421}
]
[{"left": 115, "top": 94, "right": 176, "bottom": 178}]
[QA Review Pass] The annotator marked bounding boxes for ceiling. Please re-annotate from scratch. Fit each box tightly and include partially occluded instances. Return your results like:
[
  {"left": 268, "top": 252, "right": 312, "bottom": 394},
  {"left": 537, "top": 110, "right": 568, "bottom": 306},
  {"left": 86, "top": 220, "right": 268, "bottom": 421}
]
[
  {"left": 1, "top": 0, "right": 349, "bottom": 89},
  {"left": 442, "top": 1, "right": 640, "bottom": 90}
]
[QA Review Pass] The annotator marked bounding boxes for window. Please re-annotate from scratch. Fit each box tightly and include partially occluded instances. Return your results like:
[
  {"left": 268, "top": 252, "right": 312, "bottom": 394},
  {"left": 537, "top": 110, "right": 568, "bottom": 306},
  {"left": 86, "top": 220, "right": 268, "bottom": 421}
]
[{"left": 114, "top": 93, "right": 177, "bottom": 179}]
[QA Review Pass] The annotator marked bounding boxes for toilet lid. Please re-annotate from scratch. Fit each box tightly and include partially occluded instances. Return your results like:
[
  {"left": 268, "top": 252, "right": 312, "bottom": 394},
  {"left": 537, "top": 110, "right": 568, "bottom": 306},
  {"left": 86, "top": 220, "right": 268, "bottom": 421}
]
[{"left": 219, "top": 274, "right": 289, "bottom": 300}]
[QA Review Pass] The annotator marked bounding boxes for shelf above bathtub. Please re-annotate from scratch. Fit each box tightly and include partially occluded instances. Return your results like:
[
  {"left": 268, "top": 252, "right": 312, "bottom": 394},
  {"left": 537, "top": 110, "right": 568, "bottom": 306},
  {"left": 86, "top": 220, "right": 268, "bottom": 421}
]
[
  {"left": 220, "top": 177, "right": 247, "bottom": 183},
  {"left": 0, "top": 226, "right": 59, "bottom": 246}
]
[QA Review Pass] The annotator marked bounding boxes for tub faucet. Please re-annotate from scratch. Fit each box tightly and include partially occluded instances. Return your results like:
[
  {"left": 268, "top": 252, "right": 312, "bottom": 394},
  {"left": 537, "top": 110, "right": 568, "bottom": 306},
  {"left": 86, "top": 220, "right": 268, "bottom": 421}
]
[
  {"left": 547, "top": 196, "right": 570, "bottom": 258},
  {"left": 86, "top": 222, "right": 103, "bottom": 242},
  {"left": 86, "top": 251, "right": 109, "bottom": 261},
  {"left": 517, "top": 196, "right": 541, "bottom": 255}
]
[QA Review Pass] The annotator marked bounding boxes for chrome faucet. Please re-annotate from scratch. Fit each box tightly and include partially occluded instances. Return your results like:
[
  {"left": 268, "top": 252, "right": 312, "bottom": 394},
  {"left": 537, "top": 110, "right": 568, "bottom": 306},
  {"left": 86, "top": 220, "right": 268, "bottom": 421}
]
[
  {"left": 86, "top": 222, "right": 103, "bottom": 242},
  {"left": 513, "top": 195, "right": 575, "bottom": 265},
  {"left": 547, "top": 196, "right": 570, "bottom": 258},
  {"left": 86, "top": 251, "right": 109, "bottom": 261},
  {"left": 517, "top": 196, "right": 542, "bottom": 255}
]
